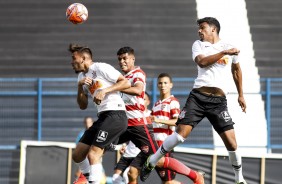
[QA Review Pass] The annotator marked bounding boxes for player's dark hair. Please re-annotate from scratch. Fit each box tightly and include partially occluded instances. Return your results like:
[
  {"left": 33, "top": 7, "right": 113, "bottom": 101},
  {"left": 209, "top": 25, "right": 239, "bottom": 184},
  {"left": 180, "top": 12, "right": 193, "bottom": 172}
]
[
  {"left": 145, "top": 91, "right": 151, "bottom": 101},
  {"left": 197, "top": 17, "right": 220, "bottom": 34},
  {"left": 117, "top": 46, "right": 135, "bottom": 56},
  {"left": 68, "top": 43, "right": 93, "bottom": 59},
  {"left": 158, "top": 73, "right": 172, "bottom": 82}
]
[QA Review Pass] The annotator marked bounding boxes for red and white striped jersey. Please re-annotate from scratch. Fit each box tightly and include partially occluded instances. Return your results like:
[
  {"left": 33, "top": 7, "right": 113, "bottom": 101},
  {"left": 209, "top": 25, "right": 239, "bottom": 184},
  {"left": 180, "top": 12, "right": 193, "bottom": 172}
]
[
  {"left": 122, "top": 67, "right": 151, "bottom": 126},
  {"left": 152, "top": 95, "right": 180, "bottom": 143}
]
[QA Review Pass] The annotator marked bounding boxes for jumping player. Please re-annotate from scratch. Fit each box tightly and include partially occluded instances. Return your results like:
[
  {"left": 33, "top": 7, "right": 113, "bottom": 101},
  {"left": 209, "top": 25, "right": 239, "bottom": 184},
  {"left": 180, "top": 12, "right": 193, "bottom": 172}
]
[
  {"left": 69, "top": 44, "right": 130, "bottom": 184},
  {"left": 141, "top": 17, "right": 247, "bottom": 184}
]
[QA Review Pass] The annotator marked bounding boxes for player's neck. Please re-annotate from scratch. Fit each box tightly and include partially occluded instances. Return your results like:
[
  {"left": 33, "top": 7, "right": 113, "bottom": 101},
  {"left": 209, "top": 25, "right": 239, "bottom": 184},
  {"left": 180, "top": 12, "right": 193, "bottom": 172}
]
[
  {"left": 206, "top": 36, "right": 220, "bottom": 44},
  {"left": 160, "top": 93, "right": 171, "bottom": 100}
]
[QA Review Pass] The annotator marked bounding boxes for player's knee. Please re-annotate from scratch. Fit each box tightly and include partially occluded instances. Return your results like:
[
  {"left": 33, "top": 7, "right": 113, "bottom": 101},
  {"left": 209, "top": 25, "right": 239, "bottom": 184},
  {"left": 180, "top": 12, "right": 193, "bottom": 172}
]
[
  {"left": 176, "top": 124, "right": 192, "bottom": 139},
  {"left": 72, "top": 150, "right": 83, "bottom": 163},
  {"left": 156, "top": 157, "right": 165, "bottom": 167},
  {"left": 128, "top": 167, "right": 138, "bottom": 181},
  {"left": 173, "top": 132, "right": 186, "bottom": 143},
  {"left": 227, "top": 142, "right": 237, "bottom": 151}
]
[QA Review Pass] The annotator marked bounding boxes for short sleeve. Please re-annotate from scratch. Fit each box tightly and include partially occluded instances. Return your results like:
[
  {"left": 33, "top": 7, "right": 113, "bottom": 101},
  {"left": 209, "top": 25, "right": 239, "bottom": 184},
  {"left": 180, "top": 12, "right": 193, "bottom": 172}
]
[
  {"left": 192, "top": 40, "right": 203, "bottom": 61},
  {"left": 170, "top": 99, "right": 180, "bottom": 118}
]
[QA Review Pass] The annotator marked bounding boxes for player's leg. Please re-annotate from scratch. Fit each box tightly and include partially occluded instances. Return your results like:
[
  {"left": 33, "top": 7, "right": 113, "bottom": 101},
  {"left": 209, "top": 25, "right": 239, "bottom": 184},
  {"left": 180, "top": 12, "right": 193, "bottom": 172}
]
[
  {"left": 207, "top": 95, "right": 246, "bottom": 184},
  {"left": 112, "top": 156, "right": 134, "bottom": 184},
  {"left": 141, "top": 91, "right": 205, "bottom": 182},
  {"left": 88, "top": 111, "right": 128, "bottom": 184},
  {"left": 87, "top": 146, "right": 105, "bottom": 183},
  {"left": 220, "top": 129, "right": 246, "bottom": 183},
  {"left": 149, "top": 124, "right": 191, "bottom": 167},
  {"left": 72, "top": 141, "right": 92, "bottom": 183},
  {"left": 127, "top": 166, "right": 139, "bottom": 184}
]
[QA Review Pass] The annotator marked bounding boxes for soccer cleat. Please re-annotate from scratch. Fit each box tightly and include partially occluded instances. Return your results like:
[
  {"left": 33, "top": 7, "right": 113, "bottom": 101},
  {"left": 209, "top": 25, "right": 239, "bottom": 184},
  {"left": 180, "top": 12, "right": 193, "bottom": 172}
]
[
  {"left": 140, "top": 155, "right": 155, "bottom": 182},
  {"left": 194, "top": 170, "right": 205, "bottom": 184},
  {"left": 73, "top": 173, "right": 88, "bottom": 184}
]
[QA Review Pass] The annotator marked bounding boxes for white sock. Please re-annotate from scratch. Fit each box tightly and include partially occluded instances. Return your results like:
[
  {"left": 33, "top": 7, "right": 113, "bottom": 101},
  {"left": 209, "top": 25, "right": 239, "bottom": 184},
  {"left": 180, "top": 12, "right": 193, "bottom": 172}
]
[
  {"left": 77, "top": 158, "right": 90, "bottom": 174},
  {"left": 228, "top": 150, "right": 244, "bottom": 182},
  {"left": 122, "top": 167, "right": 130, "bottom": 183},
  {"left": 89, "top": 163, "right": 103, "bottom": 184},
  {"left": 112, "top": 173, "right": 123, "bottom": 184},
  {"left": 149, "top": 132, "right": 185, "bottom": 166}
]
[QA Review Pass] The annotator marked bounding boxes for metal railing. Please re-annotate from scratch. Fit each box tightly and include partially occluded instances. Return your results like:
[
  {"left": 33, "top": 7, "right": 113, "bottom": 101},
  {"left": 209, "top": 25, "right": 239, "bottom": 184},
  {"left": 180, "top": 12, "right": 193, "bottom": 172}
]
[{"left": 0, "top": 77, "right": 281, "bottom": 152}]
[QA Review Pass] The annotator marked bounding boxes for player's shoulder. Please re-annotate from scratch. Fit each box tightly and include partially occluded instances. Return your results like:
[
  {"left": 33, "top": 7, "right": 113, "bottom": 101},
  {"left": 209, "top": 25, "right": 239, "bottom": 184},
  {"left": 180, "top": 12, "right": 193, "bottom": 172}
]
[
  {"left": 169, "top": 95, "right": 179, "bottom": 102},
  {"left": 218, "top": 39, "right": 239, "bottom": 49},
  {"left": 132, "top": 66, "right": 145, "bottom": 75}
]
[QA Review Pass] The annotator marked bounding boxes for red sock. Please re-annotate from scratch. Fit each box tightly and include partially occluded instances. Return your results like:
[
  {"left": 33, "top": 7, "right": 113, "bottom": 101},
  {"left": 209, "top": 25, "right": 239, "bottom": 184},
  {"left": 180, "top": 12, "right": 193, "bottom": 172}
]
[{"left": 163, "top": 157, "right": 197, "bottom": 181}]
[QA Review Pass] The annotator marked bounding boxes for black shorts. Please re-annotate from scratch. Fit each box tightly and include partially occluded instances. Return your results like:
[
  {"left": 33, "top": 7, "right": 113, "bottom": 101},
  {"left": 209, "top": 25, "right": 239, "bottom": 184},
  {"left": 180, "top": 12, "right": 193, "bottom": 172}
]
[
  {"left": 79, "top": 110, "right": 128, "bottom": 149},
  {"left": 176, "top": 89, "right": 234, "bottom": 134},
  {"left": 114, "top": 156, "right": 135, "bottom": 172},
  {"left": 118, "top": 124, "right": 159, "bottom": 169}
]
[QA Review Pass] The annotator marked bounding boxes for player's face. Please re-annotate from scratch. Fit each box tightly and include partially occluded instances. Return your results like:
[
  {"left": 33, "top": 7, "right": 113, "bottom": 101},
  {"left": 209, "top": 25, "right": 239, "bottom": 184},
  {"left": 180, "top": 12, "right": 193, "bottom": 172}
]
[
  {"left": 71, "top": 52, "right": 84, "bottom": 74},
  {"left": 118, "top": 53, "right": 135, "bottom": 73},
  {"left": 198, "top": 22, "right": 215, "bottom": 41},
  {"left": 157, "top": 77, "right": 172, "bottom": 95}
]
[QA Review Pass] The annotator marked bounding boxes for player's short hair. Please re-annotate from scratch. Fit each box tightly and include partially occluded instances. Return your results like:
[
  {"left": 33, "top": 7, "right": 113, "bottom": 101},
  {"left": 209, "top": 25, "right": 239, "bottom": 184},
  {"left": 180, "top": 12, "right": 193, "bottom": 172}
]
[
  {"left": 197, "top": 17, "right": 220, "bottom": 34},
  {"left": 158, "top": 73, "right": 172, "bottom": 83},
  {"left": 68, "top": 43, "right": 93, "bottom": 59},
  {"left": 117, "top": 46, "right": 135, "bottom": 56}
]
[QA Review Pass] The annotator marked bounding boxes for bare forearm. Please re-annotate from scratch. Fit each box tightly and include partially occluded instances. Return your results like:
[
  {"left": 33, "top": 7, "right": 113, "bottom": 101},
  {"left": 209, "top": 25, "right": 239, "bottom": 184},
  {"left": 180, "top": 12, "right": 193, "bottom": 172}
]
[
  {"left": 104, "top": 79, "right": 130, "bottom": 94},
  {"left": 155, "top": 118, "right": 178, "bottom": 126},
  {"left": 232, "top": 66, "right": 243, "bottom": 96},
  {"left": 121, "top": 86, "right": 142, "bottom": 96},
  {"left": 197, "top": 51, "right": 225, "bottom": 68},
  {"left": 77, "top": 85, "right": 88, "bottom": 109}
]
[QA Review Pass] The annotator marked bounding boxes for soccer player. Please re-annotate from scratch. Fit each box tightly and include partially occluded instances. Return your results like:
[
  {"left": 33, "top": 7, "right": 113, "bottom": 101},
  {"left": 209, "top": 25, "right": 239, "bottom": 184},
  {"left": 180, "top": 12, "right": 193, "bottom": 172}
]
[
  {"left": 112, "top": 92, "right": 152, "bottom": 184},
  {"left": 69, "top": 44, "right": 131, "bottom": 184},
  {"left": 151, "top": 73, "right": 181, "bottom": 184},
  {"left": 117, "top": 47, "right": 204, "bottom": 184},
  {"left": 141, "top": 17, "right": 247, "bottom": 184}
]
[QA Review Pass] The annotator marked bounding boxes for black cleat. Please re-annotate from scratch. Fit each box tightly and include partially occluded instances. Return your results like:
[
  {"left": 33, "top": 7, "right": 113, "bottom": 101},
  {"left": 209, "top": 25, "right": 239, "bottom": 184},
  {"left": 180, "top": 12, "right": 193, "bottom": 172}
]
[{"left": 140, "top": 155, "right": 155, "bottom": 182}]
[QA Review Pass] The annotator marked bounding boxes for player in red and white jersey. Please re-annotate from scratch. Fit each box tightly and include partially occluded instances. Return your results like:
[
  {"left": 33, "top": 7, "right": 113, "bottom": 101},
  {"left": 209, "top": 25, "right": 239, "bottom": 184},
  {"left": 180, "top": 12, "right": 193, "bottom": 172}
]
[
  {"left": 116, "top": 47, "right": 204, "bottom": 184},
  {"left": 151, "top": 73, "right": 181, "bottom": 183},
  {"left": 151, "top": 73, "right": 180, "bottom": 146},
  {"left": 121, "top": 62, "right": 149, "bottom": 127}
]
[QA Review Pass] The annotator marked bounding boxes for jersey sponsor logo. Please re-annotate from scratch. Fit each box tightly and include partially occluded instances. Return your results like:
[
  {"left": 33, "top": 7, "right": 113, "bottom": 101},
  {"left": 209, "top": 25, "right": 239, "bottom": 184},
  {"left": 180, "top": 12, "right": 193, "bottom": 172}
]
[
  {"left": 221, "top": 111, "right": 231, "bottom": 122},
  {"left": 217, "top": 56, "right": 229, "bottom": 65},
  {"left": 96, "top": 130, "right": 108, "bottom": 142},
  {"left": 178, "top": 110, "right": 186, "bottom": 119},
  {"left": 141, "top": 145, "right": 149, "bottom": 153},
  {"left": 161, "top": 104, "right": 166, "bottom": 110},
  {"left": 89, "top": 80, "right": 102, "bottom": 95}
]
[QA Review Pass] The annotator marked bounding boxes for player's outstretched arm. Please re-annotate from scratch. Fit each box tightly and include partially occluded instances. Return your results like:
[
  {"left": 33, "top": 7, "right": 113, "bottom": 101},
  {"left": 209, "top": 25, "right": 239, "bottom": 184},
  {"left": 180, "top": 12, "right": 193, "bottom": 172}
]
[
  {"left": 94, "top": 75, "right": 130, "bottom": 104},
  {"left": 232, "top": 63, "right": 246, "bottom": 113}
]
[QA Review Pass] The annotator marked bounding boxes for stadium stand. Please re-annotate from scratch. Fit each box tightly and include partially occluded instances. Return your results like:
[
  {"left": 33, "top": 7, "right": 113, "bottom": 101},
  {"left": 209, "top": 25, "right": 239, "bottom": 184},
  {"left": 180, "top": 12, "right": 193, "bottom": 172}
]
[
  {"left": 0, "top": 0, "right": 205, "bottom": 184},
  {"left": 245, "top": 0, "right": 282, "bottom": 153},
  {"left": 0, "top": 0, "right": 198, "bottom": 78},
  {"left": 246, "top": 0, "right": 282, "bottom": 78}
]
